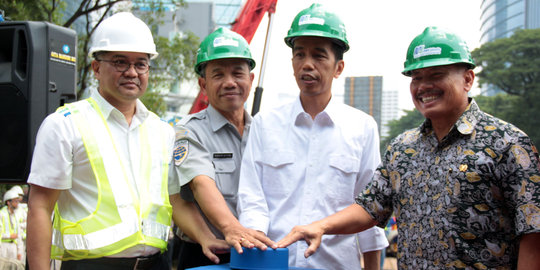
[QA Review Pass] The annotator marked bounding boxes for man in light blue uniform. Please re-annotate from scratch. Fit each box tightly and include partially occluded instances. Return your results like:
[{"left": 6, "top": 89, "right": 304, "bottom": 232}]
[{"left": 169, "top": 28, "right": 274, "bottom": 269}]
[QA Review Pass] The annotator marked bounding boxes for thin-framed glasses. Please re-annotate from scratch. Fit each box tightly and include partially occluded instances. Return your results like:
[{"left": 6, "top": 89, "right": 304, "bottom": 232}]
[{"left": 97, "top": 59, "right": 150, "bottom": 74}]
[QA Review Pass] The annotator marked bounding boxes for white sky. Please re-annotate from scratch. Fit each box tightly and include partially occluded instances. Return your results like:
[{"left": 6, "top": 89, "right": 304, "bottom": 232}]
[{"left": 246, "top": 0, "right": 482, "bottom": 114}]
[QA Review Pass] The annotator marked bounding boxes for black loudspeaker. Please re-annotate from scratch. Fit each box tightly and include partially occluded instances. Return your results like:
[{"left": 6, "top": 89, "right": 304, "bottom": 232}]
[{"left": 0, "top": 21, "right": 77, "bottom": 183}]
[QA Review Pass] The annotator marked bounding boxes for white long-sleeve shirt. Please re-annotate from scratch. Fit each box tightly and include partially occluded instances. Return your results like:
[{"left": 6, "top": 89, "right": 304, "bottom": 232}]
[{"left": 237, "top": 97, "right": 388, "bottom": 270}]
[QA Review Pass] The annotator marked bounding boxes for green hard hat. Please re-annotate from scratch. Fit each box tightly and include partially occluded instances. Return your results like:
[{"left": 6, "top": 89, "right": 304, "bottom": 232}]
[
  {"left": 284, "top": 3, "right": 349, "bottom": 52},
  {"left": 195, "top": 27, "right": 255, "bottom": 76},
  {"left": 402, "top": 26, "right": 475, "bottom": 76}
]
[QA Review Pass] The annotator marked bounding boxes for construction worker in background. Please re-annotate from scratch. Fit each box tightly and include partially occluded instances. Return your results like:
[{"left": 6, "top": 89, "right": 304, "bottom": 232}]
[
  {"left": 0, "top": 190, "right": 22, "bottom": 262},
  {"left": 169, "top": 27, "right": 275, "bottom": 269},
  {"left": 9, "top": 186, "right": 27, "bottom": 266},
  {"left": 237, "top": 4, "right": 388, "bottom": 270},
  {"left": 26, "top": 12, "right": 175, "bottom": 270},
  {"left": 276, "top": 26, "right": 540, "bottom": 269}
]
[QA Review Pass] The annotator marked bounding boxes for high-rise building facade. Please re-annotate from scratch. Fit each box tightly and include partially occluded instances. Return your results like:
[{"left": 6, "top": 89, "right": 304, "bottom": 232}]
[
  {"left": 186, "top": 0, "right": 243, "bottom": 29},
  {"left": 479, "top": 0, "right": 540, "bottom": 95},
  {"left": 344, "top": 76, "right": 383, "bottom": 134},
  {"left": 134, "top": 0, "right": 244, "bottom": 118},
  {"left": 381, "top": 90, "right": 399, "bottom": 139},
  {"left": 480, "top": 0, "right": 540, "bottom": 43}
]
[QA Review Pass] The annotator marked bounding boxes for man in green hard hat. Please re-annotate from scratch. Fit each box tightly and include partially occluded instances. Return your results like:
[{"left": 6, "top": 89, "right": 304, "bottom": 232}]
[
  {"left": 169, "top": 27, "right": 275, "bottom": 269},
  {"left": 237, "top": 4, "right": 388, "bottom": 270},
  {"left": 276, "top": 26, "right": 540, "bottom": 269}
]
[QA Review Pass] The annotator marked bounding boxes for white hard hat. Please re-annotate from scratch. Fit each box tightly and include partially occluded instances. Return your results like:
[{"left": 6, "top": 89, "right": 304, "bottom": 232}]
[
  {"left": 88, "top": 12, "right": 158, "bottom": 59},
  {"left": 9, "top": 186, "right": 23, "bottom": 196},
  {"left": 3, "top": 190, "right": 19, "bottom": 204}
]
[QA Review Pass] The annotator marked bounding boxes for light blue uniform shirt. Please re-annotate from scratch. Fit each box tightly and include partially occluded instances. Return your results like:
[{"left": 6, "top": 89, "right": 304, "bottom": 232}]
[{"left": 169, "top": 105, "right": 251, "bottom": 239}]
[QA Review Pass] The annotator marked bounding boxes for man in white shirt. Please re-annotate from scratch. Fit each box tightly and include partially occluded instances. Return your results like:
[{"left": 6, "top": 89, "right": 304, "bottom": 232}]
[
  {"left": 26, "top": 12, "right": 175, "bottom": 270},
  {"left": 237, "top": 4, "right": 388, "bottom": 270},
  {"left": 0, "top": 190, "right": 22, "bottom": 263}
]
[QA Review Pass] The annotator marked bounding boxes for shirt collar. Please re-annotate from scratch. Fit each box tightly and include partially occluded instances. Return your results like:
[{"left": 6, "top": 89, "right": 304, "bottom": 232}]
[
  {"left": 91, "top": 89, "right": 149, "bottom": 121},
  {"left": 207, "top": 104, "right": 251, "bottom": 133},
  {"left": 293, "top": 96, "right": 337, "bottom": 126},
  {"left": 420, "top": 98, "right": 480, "bottom": 136}
]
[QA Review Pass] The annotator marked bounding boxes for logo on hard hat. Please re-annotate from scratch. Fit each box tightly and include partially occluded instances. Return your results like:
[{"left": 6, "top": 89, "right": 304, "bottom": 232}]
[
  {"left": 413, "top": 45, "right": 441, "bottom": 59},
  {"left": 213, "top": 37, "right": 239, "bottom": 48},
  {"left": 298, "top": 15, "right": 325, "bottom": 26}
]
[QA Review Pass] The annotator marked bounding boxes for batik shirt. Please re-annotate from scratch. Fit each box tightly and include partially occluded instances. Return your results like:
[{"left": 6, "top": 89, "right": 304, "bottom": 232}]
[{"left": 357, "top": 99, "right": 540, "bottom": 269}]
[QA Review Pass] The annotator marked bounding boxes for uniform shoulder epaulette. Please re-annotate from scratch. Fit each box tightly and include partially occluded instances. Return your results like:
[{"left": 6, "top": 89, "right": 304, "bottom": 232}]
[{"left": 174, "top": 126, "right": 190, "bottom": 141}]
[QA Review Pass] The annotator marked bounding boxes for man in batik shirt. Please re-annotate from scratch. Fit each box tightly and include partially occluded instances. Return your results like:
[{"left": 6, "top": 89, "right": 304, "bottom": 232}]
[{"left": 276, "top": 27, "right": 540, "bottom": 269}]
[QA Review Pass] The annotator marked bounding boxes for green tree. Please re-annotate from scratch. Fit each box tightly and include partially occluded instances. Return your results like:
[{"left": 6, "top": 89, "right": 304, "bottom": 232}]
[
  {"left": 380, "top": 108, "right": 424, "bottom": 154},
  {"left": 472, "top": 28, "right": 540, "bottom": 144},
  {"left": 0, "top": 0, "right": 198, "bottom": 117},
  {"left": 472, "top": 28, "right": 540, "bottom": 98},
  {"left": 473, "top": 94, "right": 520, "bottom": 121}
]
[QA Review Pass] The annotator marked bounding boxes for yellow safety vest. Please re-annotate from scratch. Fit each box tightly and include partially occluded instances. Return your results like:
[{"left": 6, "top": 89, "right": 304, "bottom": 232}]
[
  {"left": 51, "top": 98, "right": 172, "bottom": 260},
  {"left": 0, "top": 206, "right": 18, "bottom": 243}
]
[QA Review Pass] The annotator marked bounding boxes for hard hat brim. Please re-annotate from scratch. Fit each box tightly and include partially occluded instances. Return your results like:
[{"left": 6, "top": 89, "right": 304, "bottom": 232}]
[{"left": 402, "top": 58, "right": 475, "bottom": 76}]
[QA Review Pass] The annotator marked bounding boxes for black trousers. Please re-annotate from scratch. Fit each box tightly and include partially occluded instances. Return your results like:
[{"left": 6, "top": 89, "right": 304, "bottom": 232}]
[
  {"left": 60, "top": 252, "right": 169, "bottom": 270},
  {"left": 176, "top": 239, "right": 230, "bottom": 270}
]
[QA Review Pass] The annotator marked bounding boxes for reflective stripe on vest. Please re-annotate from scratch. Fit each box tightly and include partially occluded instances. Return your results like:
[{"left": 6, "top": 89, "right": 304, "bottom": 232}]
[
  {"left": 51, "top": 98, "right": 171, "bottom": 260},
  {"left": 0, "top": 207, "right": 17, "bottom": 243}
]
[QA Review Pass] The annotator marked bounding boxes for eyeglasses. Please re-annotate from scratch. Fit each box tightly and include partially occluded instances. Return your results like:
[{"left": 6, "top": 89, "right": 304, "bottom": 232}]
[{"left": 97, "top": 59, "right": 151, "bottom": 74}]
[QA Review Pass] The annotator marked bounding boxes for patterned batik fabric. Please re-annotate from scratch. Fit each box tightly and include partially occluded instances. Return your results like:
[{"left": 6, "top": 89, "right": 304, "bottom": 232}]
[{"left": 357, "top": 99, "right": 540, "bottom": 269}]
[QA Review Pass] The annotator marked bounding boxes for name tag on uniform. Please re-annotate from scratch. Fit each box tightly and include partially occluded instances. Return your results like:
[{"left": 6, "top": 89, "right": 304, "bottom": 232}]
[{"left": 213, "top": 153, "right": 233, "bottom": 159}]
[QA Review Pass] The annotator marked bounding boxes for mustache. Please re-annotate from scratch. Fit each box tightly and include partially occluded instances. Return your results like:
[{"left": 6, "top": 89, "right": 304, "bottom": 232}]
[
  {"left": 416, "top": 88, "right": 442, "bottom": 96},
  {"left": 119, "top": 78, "right": 141, "bottom": 86},
  {"left": 300, "top": 73, "right": 317, "bottom": 80}
]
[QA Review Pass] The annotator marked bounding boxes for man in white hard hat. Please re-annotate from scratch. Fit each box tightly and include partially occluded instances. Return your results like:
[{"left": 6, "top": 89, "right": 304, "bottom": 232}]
[
  {"left": 26, "top": 12, "right": 175, "bottom": 270},
  {"left": 8, "top": 185, "right": 26, "bottom": 266},
  {"left": 0, "top": 190, "right": 22, "bottom": 263}
]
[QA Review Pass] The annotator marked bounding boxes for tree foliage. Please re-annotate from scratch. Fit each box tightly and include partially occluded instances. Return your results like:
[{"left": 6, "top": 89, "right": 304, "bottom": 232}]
[
  {"left": 380, "top": 108, "right": 424, "bottom": 154},
  {"left": 472, "top": 28, "right": 540, "bottom": 98},
  {"left": 1, "top": 0, "right": 55, "bottom": 22},
  {"left": 1, "top": 0, "right": 199, "bottom": 117},
  {"left": 472, "top": 28, "right": 540, "bottom": 145}
]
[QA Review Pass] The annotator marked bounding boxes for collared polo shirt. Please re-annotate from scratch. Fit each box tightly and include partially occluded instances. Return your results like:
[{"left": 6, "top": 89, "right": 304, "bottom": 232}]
[
  {"left": 169, "top": 105, "right": 251, "bottom": 239},
  {"left": 238, "top": 97, "right": 388, "bottom": 270}
]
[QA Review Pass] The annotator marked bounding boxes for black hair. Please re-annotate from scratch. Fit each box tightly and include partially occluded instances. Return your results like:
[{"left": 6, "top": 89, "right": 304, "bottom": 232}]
[
  {"left": 290, "top": 37, "right": 345, "bottom": 63},
  {"left": 331, "top": 40, "right": 345, "bottom": 62}
]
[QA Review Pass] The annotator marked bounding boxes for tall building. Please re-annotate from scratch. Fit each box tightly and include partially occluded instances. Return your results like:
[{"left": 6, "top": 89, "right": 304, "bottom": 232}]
[
  {"left": 381, "top": 90, "right": 399, "bottom": 139},
  {"left": 134, "top": 2, "right": 215, "bottom": 120},
  {"left": 136, "top": 0, "right": 244, "bottom": 119},
  {"left": 344, "top": 76, "right": 383, "bottom": 134},
  {"left": 480, "top": 0, "right": 540, "bottom": 43},
  {"left": 186, "top": 0, "right": 243, "bottom": 29},
  {"left": 479, "top": 0, "right": 540, "bottom": 95},
  {"left": 152, "top": 2, "right": 215, "bottom": 40}
]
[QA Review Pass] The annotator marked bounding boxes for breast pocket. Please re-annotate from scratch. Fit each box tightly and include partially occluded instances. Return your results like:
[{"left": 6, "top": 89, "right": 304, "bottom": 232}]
[
  {"left": 260, "top": 150, "right": 296, "bottom": 196},
  {"left": 213, "top": 159, "right": 237, "bottom": 197},
  {"left": 327, "top": 154, "right": 361, "bottom": 204}
]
